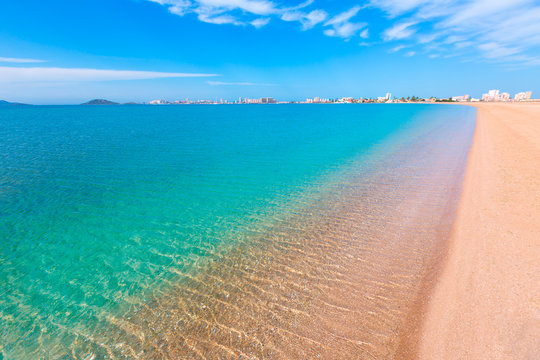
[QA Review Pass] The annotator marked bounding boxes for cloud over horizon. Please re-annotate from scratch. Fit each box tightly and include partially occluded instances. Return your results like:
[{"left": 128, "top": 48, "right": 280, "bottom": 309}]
[
  {"left": 207, "top": 80, "right": 276, "bottom": 86},
  {"left": 0, "top": 57, "right": 46, "bottom": 63},
  {"left": 0, "top": 67, "right": 218, "bottom": 82}
]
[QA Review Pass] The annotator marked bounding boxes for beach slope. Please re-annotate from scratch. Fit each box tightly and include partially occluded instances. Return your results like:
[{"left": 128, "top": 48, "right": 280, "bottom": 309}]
[{"left": 419, "top": 103, "right": 540, "bottom": 359}]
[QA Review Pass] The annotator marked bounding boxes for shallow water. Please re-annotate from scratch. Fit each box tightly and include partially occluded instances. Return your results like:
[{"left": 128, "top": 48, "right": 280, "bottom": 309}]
[{"left": 0, "top": 104, "right": 475, "bottom": 359}]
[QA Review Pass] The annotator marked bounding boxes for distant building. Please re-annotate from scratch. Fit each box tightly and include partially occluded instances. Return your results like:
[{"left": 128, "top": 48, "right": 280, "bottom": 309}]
[
  {"left": 514, "top": 91, "right": 532, "bottom": 101},
  {"left": 481, "top": 89, "right": 510, "bottom": 102},
  {"left": 482, "top": 89, "right": 498, "bottom": 101},
  {"left": 260, "top": 97, "right": 276, "bottom": 104},
  {"left": 149, "top": 99, "right": 168, "bottom": 105},
  {"left": 305, "top": 97, "right": 327, "bottom": 103},
  {"left": 452, "top": 95, "right": 470, "bottom": 102},
  {"left": 385, "top": 93, "right": 392, "bottom": 101}
]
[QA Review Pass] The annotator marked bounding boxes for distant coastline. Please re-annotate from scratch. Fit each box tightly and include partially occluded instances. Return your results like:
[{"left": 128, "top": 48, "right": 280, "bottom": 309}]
[{"left": 2, "top": 93, "right": 537, "bottom": 107}]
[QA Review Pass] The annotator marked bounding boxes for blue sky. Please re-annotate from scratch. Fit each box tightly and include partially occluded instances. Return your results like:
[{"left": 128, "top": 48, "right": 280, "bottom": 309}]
[{"left": 1, "top": 0, "right": 539, "bottom": 103}]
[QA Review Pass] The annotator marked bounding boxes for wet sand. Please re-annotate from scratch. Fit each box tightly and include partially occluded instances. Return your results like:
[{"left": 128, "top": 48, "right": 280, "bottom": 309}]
[{"left": 419, "top": 103, "right": 540, "bottom": 359}]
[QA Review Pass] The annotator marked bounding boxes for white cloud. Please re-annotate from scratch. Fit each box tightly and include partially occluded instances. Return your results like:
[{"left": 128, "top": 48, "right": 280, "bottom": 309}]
[
  {"left": 477, "top": 42, "right": 521, "bottom": 59},
  {"left": 150, "top": 0, "right": 363, "bottom": 39},
  {"left": 198, "top": 12, "right": 242, "bottom": 24},
  {"left": 324, "top": 6, "right": 362, "bottom": 26},
  {"left": 324, "top": 22, "right": 367, "bottom": 38},
  {"left": 417, "top": 32, "right": 443, "bottom": 44},
  {"left": 152, "top": 0, "right": 278, "bottom": 16},
  {"left": 281, "top": 9, "right": 327, "bottom": 30},
  {"left": 198, "top": 0, "right": 278, "bottom": 15},
  {"left": 405, "top": 51, "right": 416, "bottom": 57},
  {"left": 389, "top": 44, "right": 406, "bottom": 52},
  {"left": 359, "top": 28, "right": 369, "bottom": 39},
  {"left": 369, "top": 0, "right": 430, "bottom": 17},
  {"left": 383, "top": 21, "right": 417, "bottom": 40},
  {"left": 0, "top": 57, "right": 46, "bottom": 63},
  {"left": 372, "top": 0, "right": 540, "bottom": 65},
  {"left": 282, "top": 0, "right": 313, "bottom": 11},
  {"left": 323, "top": 6, "right": 367, "bottom": 38},
  {"left": 150, "top": 0, "right": 279, "bottom": 27},
  {"left": 442, "top": 0, "right": 533, "bottom": 27},
  {"left": 207, "top": 80, "right": 276, "bottom": 85},
  {"left": 250, "top": 17, "right": 270, "bottom": 27},
  {"left": 149, "top": 0, "right": 539, "bottom": 65},
  {"left": 0, "top": 67, "right": 218, "bottom": 82}
]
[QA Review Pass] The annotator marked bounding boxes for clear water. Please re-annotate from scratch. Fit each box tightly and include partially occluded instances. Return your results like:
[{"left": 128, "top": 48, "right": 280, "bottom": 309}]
[{"left": 0, "top": 104, "right": 476, "bottom": 359}]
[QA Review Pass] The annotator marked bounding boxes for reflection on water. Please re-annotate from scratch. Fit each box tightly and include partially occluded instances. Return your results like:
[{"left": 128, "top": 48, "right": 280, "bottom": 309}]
[{"left": 0, "top": 105, "right": 475, "bottom": 359}]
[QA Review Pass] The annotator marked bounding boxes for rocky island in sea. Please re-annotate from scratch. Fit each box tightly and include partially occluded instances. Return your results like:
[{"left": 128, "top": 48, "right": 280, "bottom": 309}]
[{"left": 81, "top": 99, "right": 119, "bottom": 105}]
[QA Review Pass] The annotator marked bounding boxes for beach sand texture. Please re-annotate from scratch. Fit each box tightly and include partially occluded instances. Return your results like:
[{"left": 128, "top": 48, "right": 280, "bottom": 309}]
[{"left": 419, "top": 103, "right": 540, "bottom": 359}]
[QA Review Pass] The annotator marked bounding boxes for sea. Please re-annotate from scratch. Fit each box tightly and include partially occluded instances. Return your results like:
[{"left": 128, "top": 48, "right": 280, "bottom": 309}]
[{"left": 0, "top": 104, "right": 476, "bottom": 359}]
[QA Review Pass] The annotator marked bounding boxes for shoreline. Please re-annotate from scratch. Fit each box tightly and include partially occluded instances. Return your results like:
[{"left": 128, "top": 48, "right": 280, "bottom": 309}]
[
  {"left": 417, "top": 103, "right": 540, "bottom": 359},
  {"left": 71, "top": 106, "right": 475, "bottom": 359}
]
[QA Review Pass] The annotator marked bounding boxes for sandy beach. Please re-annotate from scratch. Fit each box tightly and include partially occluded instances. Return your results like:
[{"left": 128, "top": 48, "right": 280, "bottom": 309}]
[{"left": 418, "top": 103, "right": 540, "bottom": 359}]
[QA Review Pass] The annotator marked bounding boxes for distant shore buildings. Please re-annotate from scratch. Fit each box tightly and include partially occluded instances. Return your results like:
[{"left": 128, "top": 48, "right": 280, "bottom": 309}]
[
  {"left": 451, "top": 95, "right": 471, "bottom": 102},
  {"left": 481, "top": 89, "right": 510, "bottom": 102},
  {"left": 448, "top": 90, "right": 532, "bottom": 103},
  {"left": 143, "top": 89, "right": 533, "bottom": 106},
  {"left": 478, "top": 89, "right": 532, "bottom": 102},
  {"left": 305, "top": 97, "right": 331, "bottom": 103},
  {"left": 514, "top": 91, "right": 532, "bottom": 101},
  {"left": 147, "top": 97, "right": 277, "bottom": 105}
]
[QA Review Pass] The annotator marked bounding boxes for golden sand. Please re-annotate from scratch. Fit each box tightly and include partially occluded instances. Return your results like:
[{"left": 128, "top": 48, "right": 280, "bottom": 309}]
[{"left": 418, "top": 103, "right": 540, "bottom": 359}]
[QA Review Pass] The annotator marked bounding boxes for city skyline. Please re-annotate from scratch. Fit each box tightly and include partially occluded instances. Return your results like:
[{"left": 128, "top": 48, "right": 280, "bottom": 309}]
[
  {"left": 1, "top": 0, "right": 540, "bottom": 104},
  {"left": 2, "top": 87, "right": 535, "bottom": 106},
  {"left": 140, "top": 88, "right": 535, "bottom": 104}
]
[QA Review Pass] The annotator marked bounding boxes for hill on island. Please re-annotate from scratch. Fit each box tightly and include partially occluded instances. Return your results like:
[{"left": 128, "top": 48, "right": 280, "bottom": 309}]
[
  {"left": 0, "top": 100, "right": 29, "bottom": 106},
  {"left": 82, "top": 99, "right": 119, "bottom": 105}
]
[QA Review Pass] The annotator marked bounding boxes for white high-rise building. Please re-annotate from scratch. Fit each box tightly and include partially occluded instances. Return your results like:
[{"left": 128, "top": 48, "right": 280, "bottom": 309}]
[
  {"left": 482, "top": 89, "right": 513, "bottom": 102},
  {"left": 488, "top": 89, "right": 499, "bottom": 97},
  {"left": 482, "top": 89, "right": 500, "bottom": 101},
  {"left": 385, "top": 93, "right": 392, "bottom": 100},
  {"left": 514, "top": 91, "right": 532, "bottom": 101}
]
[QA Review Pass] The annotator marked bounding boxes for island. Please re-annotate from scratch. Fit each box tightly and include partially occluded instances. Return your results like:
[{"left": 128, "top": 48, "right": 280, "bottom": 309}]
[
  {"left": 0, "top": 100, "right": 29, "bottom": 106},
  {"left": 81, "top": 99, "right": 119, "bottom": 105}
]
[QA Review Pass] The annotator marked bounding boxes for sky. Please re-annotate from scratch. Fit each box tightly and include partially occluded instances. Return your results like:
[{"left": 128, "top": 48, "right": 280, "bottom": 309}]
[{"left": 1, "top": 0, "right": 539, "bottom": 104}]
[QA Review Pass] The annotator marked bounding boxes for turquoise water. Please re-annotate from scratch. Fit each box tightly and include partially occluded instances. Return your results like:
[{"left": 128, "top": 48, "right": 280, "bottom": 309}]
[{"left": 0, "top": 104, "right": 476, "bottom": 359}]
